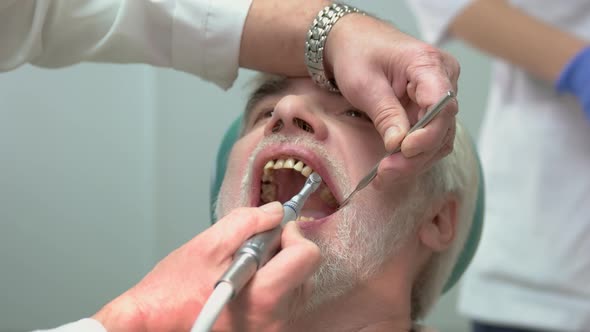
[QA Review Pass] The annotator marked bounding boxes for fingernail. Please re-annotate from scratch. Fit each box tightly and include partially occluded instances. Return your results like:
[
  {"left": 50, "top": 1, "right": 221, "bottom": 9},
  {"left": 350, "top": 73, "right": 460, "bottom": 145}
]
[
  {"left": 404, "top": 147, "right": 422, "bottom": 158},
  {"left": 259, "top": 201, "right": 283, "bottom": 214},
  {"left": 384, "top": 126, "right": 401, "bottom": 148}
]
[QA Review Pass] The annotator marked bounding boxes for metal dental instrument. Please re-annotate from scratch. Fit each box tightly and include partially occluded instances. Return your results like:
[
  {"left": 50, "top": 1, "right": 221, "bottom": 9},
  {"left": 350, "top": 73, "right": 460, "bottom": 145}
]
[
  {"left": 339, "top": 91, "right": 456, "bottom": 208},
  {"left": 217, "top": 172, "right": 323, "bottom": 297},
  {"left": 191, "top": 173, "right": 323, "bottom": 332}
]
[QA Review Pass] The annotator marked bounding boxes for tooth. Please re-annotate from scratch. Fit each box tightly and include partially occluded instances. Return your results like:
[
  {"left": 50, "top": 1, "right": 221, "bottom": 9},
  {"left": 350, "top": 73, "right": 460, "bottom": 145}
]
[
  {"left": 293, "top": 161, "right": 304, "bottom": 172},
  {"left": 273, "top": 159, "right": 285, "bottom": 169},
  {"left": 264, "top": 160, "right": 275, "bottom": 175},
  {"left": 261, "top": 184, "right": 276, "bottom": 202},
  {"left": 262, "top": 173, "right": 273, "bottom": 182},
  {"left": 320, "top": 186, "right": 338, "bottom": 207},
  {"left": 262, "top": 183, "right": 276, "bottom": 195},
  {"left": 284, "top": 158, "right": 295, "bottom": 169},
  {"left": 301, "top": 165, "right": 313, "bottom": 177},
  {"left": 264, "top": 160, "right": 275, "bottom": 169},
  {"left": 261, "top": 188, "right": 276, "bottom": 203}
]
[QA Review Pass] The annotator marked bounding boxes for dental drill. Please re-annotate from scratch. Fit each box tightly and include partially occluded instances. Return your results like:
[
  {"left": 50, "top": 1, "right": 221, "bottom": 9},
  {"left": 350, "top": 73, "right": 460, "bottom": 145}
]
[{"left": 190, "top": 173, "right": 323, "bottom": 332}]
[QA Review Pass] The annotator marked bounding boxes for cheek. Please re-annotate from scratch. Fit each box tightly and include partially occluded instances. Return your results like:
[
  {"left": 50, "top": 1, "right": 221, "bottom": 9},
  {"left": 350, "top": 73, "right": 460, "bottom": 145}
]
[
  {"left": 219, "top": 137, "right": 257, "bottom": 198},
  {"left": 226, "top": 151, "right": 245, "bottom": 177},
  {"left": 333, "top": 129, "right": 385, "bottom": 175},
  {"left": 224, "top": 123, "right": 266, "bottom": 181}
]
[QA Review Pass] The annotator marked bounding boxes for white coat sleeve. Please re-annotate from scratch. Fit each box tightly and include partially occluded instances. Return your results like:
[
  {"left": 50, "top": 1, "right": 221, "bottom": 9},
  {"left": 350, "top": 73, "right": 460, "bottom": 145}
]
[
  {"left": 405, "top": 0, "right": 473, "bottom": 45},
  {"left": 0, "top": 0, "right": 252, "bottom": 89},
  {"left": 32, "top": 318, "right": 106, "bottom": 332}
]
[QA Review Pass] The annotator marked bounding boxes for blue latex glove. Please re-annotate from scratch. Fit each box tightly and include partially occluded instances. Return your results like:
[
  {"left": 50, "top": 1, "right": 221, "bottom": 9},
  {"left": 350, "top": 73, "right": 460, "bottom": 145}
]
[{"left": 556, "top": 46, "right": 590, "bottom": 120}]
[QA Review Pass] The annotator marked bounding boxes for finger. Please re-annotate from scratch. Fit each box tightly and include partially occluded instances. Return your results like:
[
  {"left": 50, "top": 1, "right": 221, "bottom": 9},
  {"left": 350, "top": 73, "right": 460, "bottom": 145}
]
[
  {"left": 403, "top": 56, "right": 458, "bottom": 157},
  {"left": 441, "top": 50, "right": 460, "bottom": 94},
  {"left": 374, "top": 149, "right": 429, "bottom": 183},
  {"left": 201, "top": 202, "right": 284, "bottom": 255},
  {"left": 251, "top": 221, "right": 321, "bottom": 296},
  {"left": 412, "top": 124, "right": 456, "bottom": 171},
  {"left": 409, "top": 50, "right": 458, "bottom": 116},
  {"left": 400, "top": 88, "right": 421, "bottom": 126},
  {"left": 373, "top": 125, "right": 454, "bottom": 186},
  {"left": 352, "top": 76, "right": 411, "bottom": 152},
  {"left": 438, "top": 121, "right": 456, "bottom": 158},
  {"left": 415, "top": 73, "right": 457, "bottom": 115},
  {"left": 418, "top": 131, "right": 455, "bottom": 173},
  {"left": 401, "top": 106, "right": 456, "bottom": 158}
]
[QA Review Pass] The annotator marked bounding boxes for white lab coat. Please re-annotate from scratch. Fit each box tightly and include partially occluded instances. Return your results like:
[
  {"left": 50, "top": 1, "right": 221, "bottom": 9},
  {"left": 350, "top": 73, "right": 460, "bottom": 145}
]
[
  {"left": 408, "top": 0, "right": 590, "bottom": 330},
  {"left": 0, "top": 0, "right": 252, "bottom": 90},
  {"left": 1, "top": 1, "right": 251, "bottom": 331}
]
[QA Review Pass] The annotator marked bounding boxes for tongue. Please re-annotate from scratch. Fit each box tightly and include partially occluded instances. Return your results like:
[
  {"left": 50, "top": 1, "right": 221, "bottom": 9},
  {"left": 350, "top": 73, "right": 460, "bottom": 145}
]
[
  {"left": 273, "top": 170, "right": 308, "bottom": 203},
  {"left": 272, "top": 169, "right": 336, "bottom": 219},
  {"left": 298, "top": 190, "right": 333, "bottom": 218},
  {"left": 299, "top": 208, "right": 329, "bottom": 219}
]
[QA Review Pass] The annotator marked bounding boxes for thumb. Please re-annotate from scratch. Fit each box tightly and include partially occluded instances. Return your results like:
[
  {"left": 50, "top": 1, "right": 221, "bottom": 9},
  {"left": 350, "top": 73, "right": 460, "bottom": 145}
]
[{"left": 351, "top": 78, "right": 410, "bottom": 151}]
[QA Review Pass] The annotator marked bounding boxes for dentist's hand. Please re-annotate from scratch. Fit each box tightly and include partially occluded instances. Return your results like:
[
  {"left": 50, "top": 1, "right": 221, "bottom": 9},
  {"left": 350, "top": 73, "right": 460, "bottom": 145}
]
[
  {"left": 224, "top": 221, "right": 320, "bottom": 331},
  {"left": 325, "top": 13, "right": 460, "bottom": 181},
  {"left": 92, "top": 202, "right": 320, "bottom": 332}
]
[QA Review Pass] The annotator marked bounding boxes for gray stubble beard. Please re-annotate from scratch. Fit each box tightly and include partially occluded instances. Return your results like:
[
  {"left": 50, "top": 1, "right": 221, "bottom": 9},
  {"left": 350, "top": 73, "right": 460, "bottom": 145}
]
[
  {"left": 216, "top": 134, "right": 420, "bottom": 317},
  {"left": 302, "top": 192, "right": 418, "bottom": 315}
]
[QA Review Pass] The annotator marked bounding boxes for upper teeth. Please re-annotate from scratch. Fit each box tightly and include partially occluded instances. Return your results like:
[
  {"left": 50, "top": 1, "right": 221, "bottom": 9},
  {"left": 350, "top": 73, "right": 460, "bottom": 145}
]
[
  {"left": 260, "top": 157, "right": 337, "bottom": 209},
  {"left": 264, "top": 158, "right": 313, "bottom": 177}
]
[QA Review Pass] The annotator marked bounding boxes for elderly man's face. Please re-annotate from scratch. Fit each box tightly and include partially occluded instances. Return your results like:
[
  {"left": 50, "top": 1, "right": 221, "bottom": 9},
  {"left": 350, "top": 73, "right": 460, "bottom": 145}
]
[{"left": 217, "top": 77, "right": 420, "bottom": 306}]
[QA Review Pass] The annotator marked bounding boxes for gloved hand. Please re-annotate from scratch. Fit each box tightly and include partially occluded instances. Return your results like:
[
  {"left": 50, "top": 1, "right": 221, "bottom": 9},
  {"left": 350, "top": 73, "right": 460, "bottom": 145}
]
[{"left": 556, "top": 46, "right": 590, "bottom": 120}]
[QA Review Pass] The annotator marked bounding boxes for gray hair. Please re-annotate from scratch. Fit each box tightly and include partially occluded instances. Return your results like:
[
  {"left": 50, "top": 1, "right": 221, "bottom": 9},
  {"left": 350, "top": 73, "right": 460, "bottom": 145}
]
[{"left": 410, "top": 122, "right": 480, "bottom": 319}]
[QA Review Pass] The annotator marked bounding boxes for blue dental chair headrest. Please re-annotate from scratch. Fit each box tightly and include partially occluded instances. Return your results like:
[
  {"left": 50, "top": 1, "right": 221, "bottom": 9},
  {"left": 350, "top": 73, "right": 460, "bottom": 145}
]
[{"left": 209, "top": 115, "right": 484, "bottom": 293}]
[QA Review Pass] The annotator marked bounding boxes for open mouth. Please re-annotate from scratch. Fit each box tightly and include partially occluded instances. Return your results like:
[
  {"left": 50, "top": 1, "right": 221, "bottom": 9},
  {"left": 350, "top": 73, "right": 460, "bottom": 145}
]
[{"left": 257, "top": 156, "right": 340, "bottom": 223}]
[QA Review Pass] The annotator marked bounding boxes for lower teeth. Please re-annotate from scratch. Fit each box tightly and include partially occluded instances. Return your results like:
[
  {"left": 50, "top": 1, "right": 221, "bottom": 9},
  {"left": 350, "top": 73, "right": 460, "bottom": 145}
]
[
  {"left": 260, "top": 183, "right": 276, "bottom": 203},
  {"left": 320, "top": 186, "right": 338, "bottom": 207}
]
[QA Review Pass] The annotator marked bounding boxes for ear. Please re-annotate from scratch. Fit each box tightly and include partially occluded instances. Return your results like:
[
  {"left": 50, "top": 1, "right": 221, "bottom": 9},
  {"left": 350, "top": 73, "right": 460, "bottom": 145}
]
[{"left": 419, "top": 195, "right": 459, "bottom": 252}]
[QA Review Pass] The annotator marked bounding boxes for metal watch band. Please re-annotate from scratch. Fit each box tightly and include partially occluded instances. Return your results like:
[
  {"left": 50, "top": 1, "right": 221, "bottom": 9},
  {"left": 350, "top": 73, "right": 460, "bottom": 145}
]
[{"left": 304, "top": 3, "right": 363, "bottom": 92}]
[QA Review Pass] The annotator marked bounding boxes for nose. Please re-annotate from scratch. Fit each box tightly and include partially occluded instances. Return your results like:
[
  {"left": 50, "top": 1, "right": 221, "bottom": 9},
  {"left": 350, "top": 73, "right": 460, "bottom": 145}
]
[{"left": 264, "top": 95, "right": 328, "bottom": 140}]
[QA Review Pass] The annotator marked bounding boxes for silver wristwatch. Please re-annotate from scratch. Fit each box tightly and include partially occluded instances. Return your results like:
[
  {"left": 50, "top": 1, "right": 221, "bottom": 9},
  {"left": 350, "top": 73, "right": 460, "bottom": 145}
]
[{"left": 304, "top": 3, "right": 363, "bottom": 92}]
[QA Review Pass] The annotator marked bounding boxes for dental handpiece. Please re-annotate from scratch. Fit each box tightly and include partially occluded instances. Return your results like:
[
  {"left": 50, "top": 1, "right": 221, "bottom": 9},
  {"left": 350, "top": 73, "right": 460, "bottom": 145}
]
[{"left": 216, "top": 172, "right": 323, "bottom": 298}]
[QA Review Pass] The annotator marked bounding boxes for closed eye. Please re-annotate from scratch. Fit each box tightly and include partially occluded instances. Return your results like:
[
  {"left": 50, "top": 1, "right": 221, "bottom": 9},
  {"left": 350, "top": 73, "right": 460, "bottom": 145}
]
[
  {"left": 252, "top": 108, "right": 274, "bottom": 125},
  {"left": 344, "top": 109, "right": 371, "bottom": 122}
]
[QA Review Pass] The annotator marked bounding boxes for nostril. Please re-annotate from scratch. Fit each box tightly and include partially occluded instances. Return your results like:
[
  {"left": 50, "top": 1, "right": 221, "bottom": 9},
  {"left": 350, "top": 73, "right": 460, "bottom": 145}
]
[
  {"left": 293, "top": 118, "right": 314, "bottom": 133},
  {"left": 271, "top": 119, "right": 284, "bottom": 133}
]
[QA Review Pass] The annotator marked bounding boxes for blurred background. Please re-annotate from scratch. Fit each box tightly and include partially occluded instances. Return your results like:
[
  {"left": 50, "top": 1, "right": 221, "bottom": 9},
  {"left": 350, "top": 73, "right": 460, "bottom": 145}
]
[{"left": 0, "top": 1, "right": 490, "bottom": 331}]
